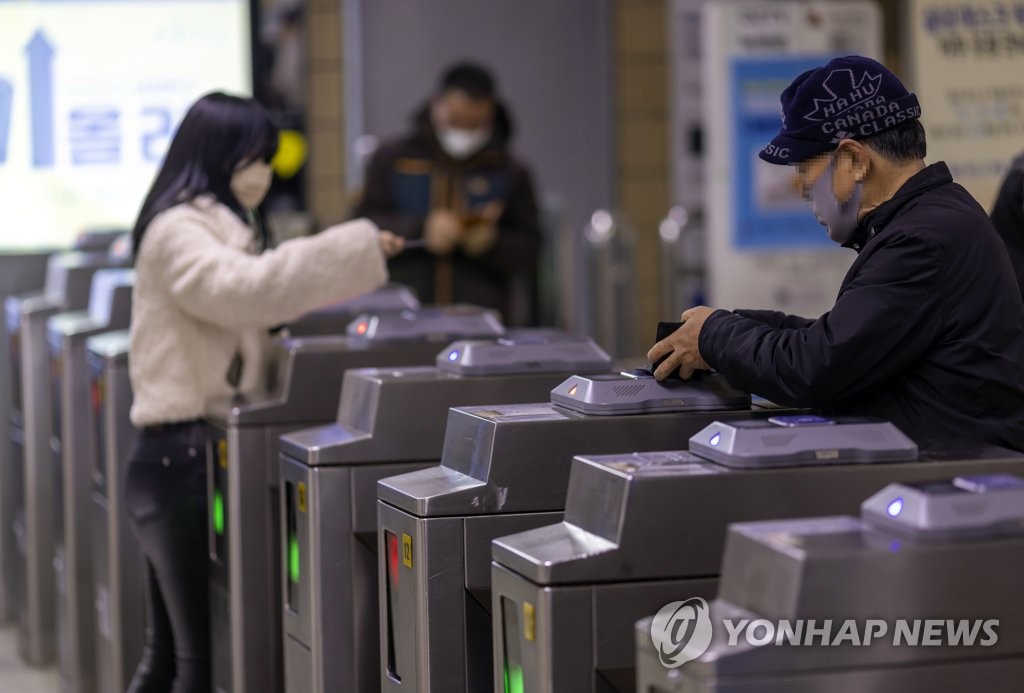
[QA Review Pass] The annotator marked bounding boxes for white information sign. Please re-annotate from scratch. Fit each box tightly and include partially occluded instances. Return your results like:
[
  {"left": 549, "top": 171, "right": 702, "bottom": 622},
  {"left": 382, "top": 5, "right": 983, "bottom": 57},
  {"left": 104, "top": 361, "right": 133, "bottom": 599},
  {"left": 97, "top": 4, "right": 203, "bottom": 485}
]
[
  {"left": 0, "top": 0, "right": 251, "bottom": 249},
  {"left": 908, "top": 0, "right": 1024, "bottom": 210}
]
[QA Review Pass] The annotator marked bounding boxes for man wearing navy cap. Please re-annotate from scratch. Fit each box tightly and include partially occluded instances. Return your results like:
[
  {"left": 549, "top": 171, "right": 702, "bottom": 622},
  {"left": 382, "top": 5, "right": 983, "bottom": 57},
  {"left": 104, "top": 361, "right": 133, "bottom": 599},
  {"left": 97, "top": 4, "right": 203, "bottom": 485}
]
[{"left": 649, "top": 55, "right": 1024, "bottom": 452}]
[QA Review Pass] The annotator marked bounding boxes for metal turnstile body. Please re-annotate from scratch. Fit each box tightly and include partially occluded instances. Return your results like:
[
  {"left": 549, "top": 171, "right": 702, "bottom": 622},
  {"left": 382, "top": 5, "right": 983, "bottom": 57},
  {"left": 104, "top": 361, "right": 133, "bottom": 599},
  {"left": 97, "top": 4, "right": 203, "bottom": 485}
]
[
  {"left": 209, "top": 305, "right": 506, "bottom": 693},
  {"left": 279, "top": 336, "right": 613, "bottom": 693},
  {"left": 284, "top": 283, "right": 419, "bottom": 336},
  {"left": 637, "top": 474, "right": 1024, "bottom": 692},
  {"left": 49, "top": 269, "right": 134, "bottom": 693},
  {"left": 491, "top": 416, "right": 1023, "bottom": 692},
  {"left": 4, "top": 250, "right": 127, "bottom": 665},
  {"left": 376, "top": 371, "right": 769, "bottom": 693},
  {"left": 0, "top": 250, "right": 52, "bottom": 623},
  {"left": 87, "top": 330, "right": 144, "bottom": 693}
]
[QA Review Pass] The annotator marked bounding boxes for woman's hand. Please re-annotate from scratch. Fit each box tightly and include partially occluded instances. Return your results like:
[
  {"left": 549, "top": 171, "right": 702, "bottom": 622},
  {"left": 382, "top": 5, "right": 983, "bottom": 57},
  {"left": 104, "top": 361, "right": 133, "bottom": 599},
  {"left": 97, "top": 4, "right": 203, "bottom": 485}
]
[{"left": 378, "top": 230, "right": 405, "bottom": 258}]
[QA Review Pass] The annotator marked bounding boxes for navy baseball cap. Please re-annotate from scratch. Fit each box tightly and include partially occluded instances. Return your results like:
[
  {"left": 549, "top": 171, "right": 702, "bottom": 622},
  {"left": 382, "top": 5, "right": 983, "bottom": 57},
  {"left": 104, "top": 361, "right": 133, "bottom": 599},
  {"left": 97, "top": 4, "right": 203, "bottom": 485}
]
[{"left": 759, "top": 56, "right": 921, "bottom": 165}]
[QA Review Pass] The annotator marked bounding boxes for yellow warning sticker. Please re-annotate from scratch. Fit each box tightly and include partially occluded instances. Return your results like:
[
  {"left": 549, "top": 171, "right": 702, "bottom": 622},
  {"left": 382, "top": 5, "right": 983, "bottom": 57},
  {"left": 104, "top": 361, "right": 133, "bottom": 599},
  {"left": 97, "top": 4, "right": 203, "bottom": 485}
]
[
  {"left": 523, "top": 602, "right": 535, "bottom": 642},
  {"left": 402, "top": 533, "right": 413, "bottom": 569},
  {"left": 297, "top": 482, "right": 307, "bottom": 513},
  {"left": 218, "top": 439, "right": 228, "bottom": 469}
]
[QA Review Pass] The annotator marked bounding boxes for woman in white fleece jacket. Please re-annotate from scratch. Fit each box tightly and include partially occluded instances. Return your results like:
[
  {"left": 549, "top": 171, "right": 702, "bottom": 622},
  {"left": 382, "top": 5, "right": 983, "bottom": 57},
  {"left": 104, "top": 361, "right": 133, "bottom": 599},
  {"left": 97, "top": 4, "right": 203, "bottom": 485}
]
[{"left": 124, "top": 92, "right": 401, "bottom": 693}]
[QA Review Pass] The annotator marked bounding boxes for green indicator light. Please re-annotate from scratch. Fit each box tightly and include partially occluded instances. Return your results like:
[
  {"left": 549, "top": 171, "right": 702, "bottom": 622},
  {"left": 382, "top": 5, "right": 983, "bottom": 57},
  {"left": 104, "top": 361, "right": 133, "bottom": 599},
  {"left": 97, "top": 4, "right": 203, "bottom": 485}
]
[
  {"left": 505, "top": 664, "right": 523, "bottom": 693},
  {"left": 213, "top": 489, "right": 224, "bottom": 536},
  {"left": 289, "top": 534, "right": 300, "bottom": 584}
]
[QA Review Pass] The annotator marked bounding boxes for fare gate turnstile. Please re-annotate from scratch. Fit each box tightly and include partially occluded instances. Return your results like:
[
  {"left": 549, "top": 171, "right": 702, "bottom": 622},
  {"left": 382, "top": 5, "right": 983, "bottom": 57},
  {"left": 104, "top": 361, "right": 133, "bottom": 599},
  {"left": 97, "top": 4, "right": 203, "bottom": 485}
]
[
  {"left": 208, "top": 306, "right": 506, "bottom": 693},
  {"left": 277, "top": 335, "right": 613, "bottom": 693},
  {"left": 0, "top": 250, "right": 52, "bottom": 623},
  {"left": 284, "top": 283, "right": 419, "bottom": 337},
  {"left": 375, "top": 371, "right": 782, "bottom": 693},
  {"left": 5, "top": 249, "right": 129, "bottom": 665},
  {"left": 49, "top": 269, "right": 134, "bottom": 693},
  {"left": 86, "top": 330, "right": 144, "bottom": 693},
  {"left": 637, "top": 473, "right": 1024, "bottom": 693},
  {"left": 490, "top": 416, "right": 1024, "bottom": 692},
  {"left": 72, "top": 229, "right": 128, "bottom": 253}
]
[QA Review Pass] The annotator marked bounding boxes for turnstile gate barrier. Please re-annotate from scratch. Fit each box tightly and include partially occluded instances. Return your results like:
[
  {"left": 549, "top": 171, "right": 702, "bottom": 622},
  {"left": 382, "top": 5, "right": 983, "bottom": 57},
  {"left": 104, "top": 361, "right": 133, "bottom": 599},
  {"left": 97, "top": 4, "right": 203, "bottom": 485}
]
[
  {"left": 87, "top": 330, "right": 144, "bottom": 693},
  {"left": 279, "top": 335, "right": 613, "bottom": 693},
  {"left": 636, "top": 472, "right": 1024, "bottom": 692},
  {"left": 208, "top": 305, "right": 508, "bottom": 693},
  {"left": 5, "top": 249, "right": 128, "bottom": 665},
  {"left": 0, "top": 249, "right": 52, "bottom": 622},
  {"left": 49, "top": 268, "right": 134, "bottom": 693},
  {"left": 490, "top": 416, "right": 1021, "bottom": 692},
  {"left": 376, "top": 370, "right": 773, "bottom": 693}
]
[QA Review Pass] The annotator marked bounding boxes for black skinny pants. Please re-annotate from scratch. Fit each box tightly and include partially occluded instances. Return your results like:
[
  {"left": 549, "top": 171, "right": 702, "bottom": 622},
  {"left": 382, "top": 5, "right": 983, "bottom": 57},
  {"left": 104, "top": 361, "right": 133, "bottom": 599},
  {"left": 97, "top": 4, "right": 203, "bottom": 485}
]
[{"left": 124, "top": 422, "right": 210, "bottom": 693}]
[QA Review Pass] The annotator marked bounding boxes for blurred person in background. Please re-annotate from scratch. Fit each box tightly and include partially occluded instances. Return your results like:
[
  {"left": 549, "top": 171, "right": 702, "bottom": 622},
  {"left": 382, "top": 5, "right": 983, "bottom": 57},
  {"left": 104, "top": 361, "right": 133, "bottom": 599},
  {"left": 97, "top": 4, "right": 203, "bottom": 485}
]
[
  {"left": 352, "top": 61, "right": 542, "bottom": 323},
  {"left": 252, "top": 0, "right": 308, "bottom": 216},
  {"left": 648, "top": 56, "right": 1024, "bottom": 453},
  {"left": 990, "top": 152, "right": 1024, "bottom": 298},
  {"left": 126, "top": 91, "right": 401, "bottom": 693}
]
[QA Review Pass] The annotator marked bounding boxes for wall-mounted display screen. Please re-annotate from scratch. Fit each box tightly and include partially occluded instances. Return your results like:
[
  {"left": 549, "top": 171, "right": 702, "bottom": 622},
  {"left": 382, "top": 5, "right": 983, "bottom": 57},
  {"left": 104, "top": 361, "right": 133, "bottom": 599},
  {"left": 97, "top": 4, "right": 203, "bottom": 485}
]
[{"left": 0, "top": 0, "right": 251, "bottom": 249}]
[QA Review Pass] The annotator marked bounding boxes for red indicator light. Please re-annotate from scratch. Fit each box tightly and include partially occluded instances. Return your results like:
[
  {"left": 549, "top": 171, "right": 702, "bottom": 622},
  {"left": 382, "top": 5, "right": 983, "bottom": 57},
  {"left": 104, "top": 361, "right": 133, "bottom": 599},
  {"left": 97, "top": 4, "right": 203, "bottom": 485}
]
[
  {"left": 388, "top": 532, "right": 400, "bottom": 586},
  {"left": 356, "top": 321, "right": 369, "bottom": 335},
  {"left": 90, "top": 380, "right": 103, "bottom": 413}
]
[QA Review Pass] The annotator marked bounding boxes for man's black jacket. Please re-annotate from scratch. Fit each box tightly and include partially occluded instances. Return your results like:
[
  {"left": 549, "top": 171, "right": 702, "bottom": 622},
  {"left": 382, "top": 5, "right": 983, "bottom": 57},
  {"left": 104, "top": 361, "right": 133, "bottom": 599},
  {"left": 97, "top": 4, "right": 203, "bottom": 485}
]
[
  {"left": 352, "top": 107, "right": 541, "bottom": 321},
  {"left": 990, "top": 154, "right": 1024, "bottom": 299},
  {"left": 700, "top": 162, "right": 1024, "bottom": 452}
]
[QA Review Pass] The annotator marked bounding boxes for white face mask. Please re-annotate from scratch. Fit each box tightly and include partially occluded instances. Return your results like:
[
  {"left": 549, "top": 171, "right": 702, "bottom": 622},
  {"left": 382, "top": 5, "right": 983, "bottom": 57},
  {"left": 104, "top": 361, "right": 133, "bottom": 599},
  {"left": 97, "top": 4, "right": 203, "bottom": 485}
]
[
  {"left": 230, "top": 160, "right": 273, "bottom": 209},
  {"left": 436, "top": 127, "right": 490, "bottom": 160},
  {"left": 808, "top": 158, "right": 863, "bottom": 245}
]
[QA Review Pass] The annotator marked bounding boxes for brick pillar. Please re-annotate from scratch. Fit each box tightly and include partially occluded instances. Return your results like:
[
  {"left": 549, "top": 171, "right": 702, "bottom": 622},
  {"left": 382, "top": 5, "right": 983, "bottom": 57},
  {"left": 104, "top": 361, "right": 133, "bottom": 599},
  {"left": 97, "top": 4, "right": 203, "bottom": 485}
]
[
  {"left": 614, "top": 0, "right": 671, "bottom": 355},
  {"left": 305, "top": 0, "right": 347, "bottom": 227}
]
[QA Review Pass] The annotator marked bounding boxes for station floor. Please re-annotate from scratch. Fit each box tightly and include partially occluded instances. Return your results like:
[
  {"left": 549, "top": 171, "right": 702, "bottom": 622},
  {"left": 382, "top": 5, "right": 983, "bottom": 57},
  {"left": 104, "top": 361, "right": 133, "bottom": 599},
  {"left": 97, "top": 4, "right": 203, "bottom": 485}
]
[{"left": 0, "top": 626, "right": 58, "bottom": 692}]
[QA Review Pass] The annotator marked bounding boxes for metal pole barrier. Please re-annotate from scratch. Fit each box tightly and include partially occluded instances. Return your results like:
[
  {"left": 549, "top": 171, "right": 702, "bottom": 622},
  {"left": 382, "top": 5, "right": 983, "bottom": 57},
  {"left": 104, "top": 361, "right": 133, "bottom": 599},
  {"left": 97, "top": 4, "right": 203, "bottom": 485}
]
[
  {"left": 584, "top": 209, "right": 636, "bottom": 358},
  {"left": 659, "top": 205, "right": 706, "bottom": 316}
]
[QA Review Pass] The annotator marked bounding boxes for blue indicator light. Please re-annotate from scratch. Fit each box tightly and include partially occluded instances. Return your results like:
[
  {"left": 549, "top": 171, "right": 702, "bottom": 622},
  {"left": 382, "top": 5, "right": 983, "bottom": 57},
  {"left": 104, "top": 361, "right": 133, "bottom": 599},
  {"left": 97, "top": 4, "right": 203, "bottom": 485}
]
[
  {"left": 448, "top": 350, "right": 460, "bottom": 362},
  {"left": 886, "top": 497, "right": 904, "bottom": 517},
  {"left": 768, "top": 415, "right": 834, "bottom": 427},
  {"left": 709, "top": 432, "right": 721, "bottom": 447}
]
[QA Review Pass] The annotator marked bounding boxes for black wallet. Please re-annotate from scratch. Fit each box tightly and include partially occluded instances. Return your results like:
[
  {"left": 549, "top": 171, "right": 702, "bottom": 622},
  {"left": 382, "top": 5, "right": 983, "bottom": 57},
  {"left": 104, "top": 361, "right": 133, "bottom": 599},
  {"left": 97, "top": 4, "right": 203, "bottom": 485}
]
[{"left": 651, "top": 321, "right": 684, "bottom": 377}]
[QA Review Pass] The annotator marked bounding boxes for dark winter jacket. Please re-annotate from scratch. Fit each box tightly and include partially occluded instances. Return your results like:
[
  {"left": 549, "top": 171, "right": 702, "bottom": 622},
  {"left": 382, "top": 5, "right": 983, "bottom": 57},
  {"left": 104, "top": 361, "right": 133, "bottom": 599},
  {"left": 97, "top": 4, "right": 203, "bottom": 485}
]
[
  {"left": 352, "top": 106, "right": 541, "bottom": 321},
  {"left": 700, "top": 162, "right": 1024, "bottom": 452},
  {"left": 990, "top": 154, "right": 1024, "bottom": 299}
]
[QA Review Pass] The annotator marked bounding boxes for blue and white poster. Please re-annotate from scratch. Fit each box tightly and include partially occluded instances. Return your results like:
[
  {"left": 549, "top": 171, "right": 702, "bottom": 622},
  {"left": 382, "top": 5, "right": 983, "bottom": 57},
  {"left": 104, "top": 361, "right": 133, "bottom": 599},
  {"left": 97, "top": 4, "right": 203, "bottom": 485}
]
[
  {"left": 731, "top": 55, "right": 836, "bottom": 249},
  {"left": 701, "top": 1, "right": 880, "bottom": 316},
  {"left": 0, "top": 0, "right": 251, "bottom": 250}
]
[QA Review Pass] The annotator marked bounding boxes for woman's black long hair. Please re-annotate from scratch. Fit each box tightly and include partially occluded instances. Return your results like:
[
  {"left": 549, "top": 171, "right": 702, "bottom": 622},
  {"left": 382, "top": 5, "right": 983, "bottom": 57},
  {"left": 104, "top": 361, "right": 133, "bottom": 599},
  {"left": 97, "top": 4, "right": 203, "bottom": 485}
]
[{"left": 131, "top": 92, "right": 280, "bottom": 257}]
